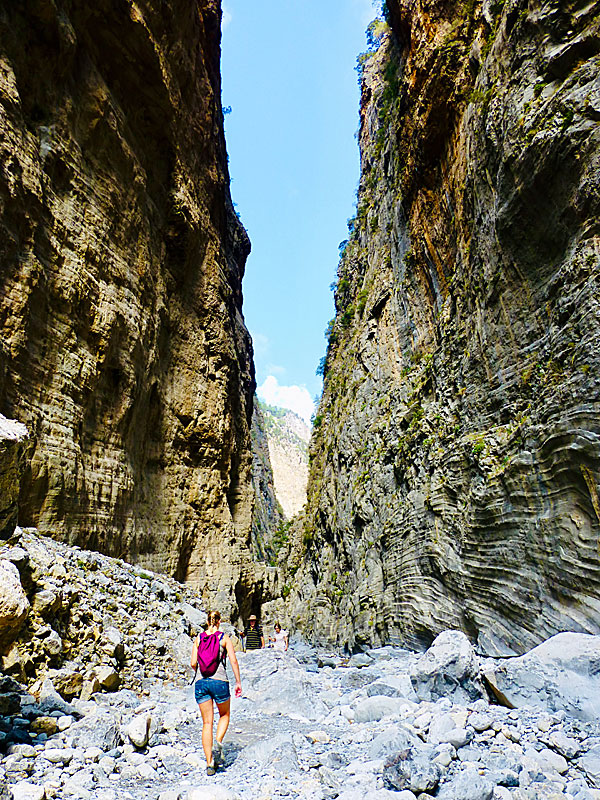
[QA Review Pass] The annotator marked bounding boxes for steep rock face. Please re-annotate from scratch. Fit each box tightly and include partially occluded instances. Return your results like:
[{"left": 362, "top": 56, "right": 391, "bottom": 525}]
[
  {"left": 0, "top": 0, "right": 256, "bottom": 614},
  {"left": 261, "top": 402, "right": 310, "bottom": 519},
  {"left": 250, "top": 398, "right": 284, "bottom": 562},
  {"left": 290, "top": 1, "right": 600, "bottom": 653}
]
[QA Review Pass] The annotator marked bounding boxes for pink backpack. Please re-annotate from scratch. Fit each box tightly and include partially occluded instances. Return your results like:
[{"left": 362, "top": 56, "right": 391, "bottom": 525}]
[{"left": 197, "top": 631, "right": 224, "bottom": 678}]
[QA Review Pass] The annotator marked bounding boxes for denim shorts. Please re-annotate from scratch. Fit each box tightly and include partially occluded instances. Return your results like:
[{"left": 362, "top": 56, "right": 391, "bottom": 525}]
[{"left": 195, "top": 678, "right": 230, "bottom": 705}]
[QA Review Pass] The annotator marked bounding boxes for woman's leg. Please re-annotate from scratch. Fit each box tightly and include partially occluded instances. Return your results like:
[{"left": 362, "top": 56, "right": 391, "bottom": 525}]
[
  {"left": 198, "top": 699, "right": 215, "bottom": 765},
  {"left": 215, "top": 698, "right": 231, "bottom": 744}
]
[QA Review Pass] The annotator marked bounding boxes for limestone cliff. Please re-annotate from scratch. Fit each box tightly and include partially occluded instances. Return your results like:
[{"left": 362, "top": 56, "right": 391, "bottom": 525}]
[
  {"left": 288, "top": 0, "right": 600, "bottom": 653},
  {"left": 250, "top": 398, "right": 284, "bottom": 562},
  {"left": 0, "top": 0, "right": 257, "bottom": 616},
  {"left": 260, "top": 402, "right": 310, "bottom": 520}
]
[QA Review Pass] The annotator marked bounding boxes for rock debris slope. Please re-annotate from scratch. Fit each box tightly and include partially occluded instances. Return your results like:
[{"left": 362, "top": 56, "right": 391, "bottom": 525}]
[
  {"left": 288, "top": 0, "right": 600, "bottom": 652},
  {"left": 0, "top": 527, "right": 207, "bottom": 690},
  {"left": 0, "top": 0, "right": 258, "bottom": 613}
]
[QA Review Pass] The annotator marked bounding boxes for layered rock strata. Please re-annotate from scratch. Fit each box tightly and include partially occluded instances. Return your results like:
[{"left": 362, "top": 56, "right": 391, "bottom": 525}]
[
  {"left": 0, "top": 0, "right": 257, "bottom": 611},
  {"left": 288, "top": 0, "right": 600, "bottom": 652}
]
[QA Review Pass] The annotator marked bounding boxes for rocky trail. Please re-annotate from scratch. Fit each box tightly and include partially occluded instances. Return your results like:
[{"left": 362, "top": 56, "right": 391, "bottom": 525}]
[{"left": 1, "top": 527, "right": 600, "bottom": 800}]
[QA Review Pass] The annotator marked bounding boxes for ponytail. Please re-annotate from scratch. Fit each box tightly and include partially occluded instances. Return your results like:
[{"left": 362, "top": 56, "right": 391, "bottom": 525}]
[{"left": 207, "top": 610, "right": 221, "bottom": 628}]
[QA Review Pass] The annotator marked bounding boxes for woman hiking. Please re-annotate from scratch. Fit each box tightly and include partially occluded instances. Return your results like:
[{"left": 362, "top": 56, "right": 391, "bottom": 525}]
[{"left": 191, "top": 610, "right": 242, "bottom": 775}]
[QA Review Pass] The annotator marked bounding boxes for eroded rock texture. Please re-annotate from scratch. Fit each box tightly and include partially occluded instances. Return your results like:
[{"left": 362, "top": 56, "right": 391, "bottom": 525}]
[
  {"left": 0, "top": 0, "right": 257, "bottom": 613},
  {"left": 289, "top": 0, "right": 600, "bottom": 653}
]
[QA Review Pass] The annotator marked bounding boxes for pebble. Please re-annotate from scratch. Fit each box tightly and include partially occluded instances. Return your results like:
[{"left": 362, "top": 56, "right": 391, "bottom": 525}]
[
  {"left": 10, "top": 781, "right": 46, "bottom": 800},
  {"left": 469, "top": 712, "right": 492, "bottom": 732},
  {"left": 40, "top": 748, "right": 74, "bottom": 765},
  {"left": 307, "top": 730, "right": 331, "bottom": 744}
]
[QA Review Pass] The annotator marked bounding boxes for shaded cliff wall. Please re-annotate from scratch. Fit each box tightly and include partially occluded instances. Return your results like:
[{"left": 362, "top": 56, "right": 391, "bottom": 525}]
[
  {"left": 289, "top": 0, "right": 600, "bottom": 653},
  {"left": 0, "top": 0, "right": 258, "bottom": 615}
]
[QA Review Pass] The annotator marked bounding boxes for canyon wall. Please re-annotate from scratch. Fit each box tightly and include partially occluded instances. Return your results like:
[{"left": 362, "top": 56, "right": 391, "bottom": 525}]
[
  {"left": 0, "top": 0, "right": 258, "bottom": 616},
  {"left": 260, "top": 402, "right": 310, "bottom": 520},
  {"left": 288, "top": 0, "right": 600, "bottom": 653},
  {"left": 250, "top": 398, "right": 284, "bottom": 562}
]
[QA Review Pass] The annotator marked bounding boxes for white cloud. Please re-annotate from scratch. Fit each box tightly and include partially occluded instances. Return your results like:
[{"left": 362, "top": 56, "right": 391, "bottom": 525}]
[
  {"left": 222, "top": 3, "right": 232, "bottom": 29},
  {"left": 257, "top": 376, "right": 315, "bottom": 425}
]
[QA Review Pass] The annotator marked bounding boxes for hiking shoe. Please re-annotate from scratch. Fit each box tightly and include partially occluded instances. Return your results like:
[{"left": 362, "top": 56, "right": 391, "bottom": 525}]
[
  {"left": 206, "top": 764, "right": 216, "bottom": 776},
  {"left": 213, "top": 740, "right": 223, "bottom": 767}
]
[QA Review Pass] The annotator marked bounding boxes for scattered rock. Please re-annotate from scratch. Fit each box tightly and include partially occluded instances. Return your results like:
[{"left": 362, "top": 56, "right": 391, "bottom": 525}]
[
  {"left": 48, "top": 668, "right": 83, "bottom": 699},
  {"left": 354, "top": 696, "right": 412, "bottom": 723},
  {"left": 95, "top": 666, "right": 120, "bottom": 692},
  {"left": 436, "top": 767, "right": 494, "bottom": 800},
  {"left": 126, "top": 713, "right": 151, "bottom": 748},
  {"left": 29, "top": 717, "right": 58, "bottom": 736},
  {"left": 383, "top": 747, "right": 443, "bottom": 794},
  {"left": 186, "top": 789, "right": 241, "bottom": 800},
  {"left": 69, "top": 709, "right": 119, "bottom": 751},
  {"left": 31, "top": 590, "right": 60, "bottom": 618},
  {"left": 79, "top": 677, "right": 100, "bottom": 701},
  {"left": 10, "top": 781, "right": 45, "bottom": 800},
  {"left": 0, "top": 559, "right": 29, "bottom": 650}
]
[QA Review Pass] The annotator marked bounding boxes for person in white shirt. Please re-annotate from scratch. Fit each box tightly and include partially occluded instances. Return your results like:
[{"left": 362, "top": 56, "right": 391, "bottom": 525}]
[{"left": 269, "top": 622, "right": 288, "bottom": 651}]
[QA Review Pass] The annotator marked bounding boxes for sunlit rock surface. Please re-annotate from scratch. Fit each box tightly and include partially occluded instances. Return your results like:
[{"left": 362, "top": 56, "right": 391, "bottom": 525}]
[
  {"left": 250, "top": 398, "right": 284, "bottom": 561},
  {"left": 260, "top": 402, "right": 310, "bottom": 519},
  {"left": 287, "top": 1, "right": 600, "bottom": 652},
  {"left": 0, "top": 416, "right": 28, "bottom": 539},
  {"left": 0, "top": 0, "right": 258, "bottom": 612}
]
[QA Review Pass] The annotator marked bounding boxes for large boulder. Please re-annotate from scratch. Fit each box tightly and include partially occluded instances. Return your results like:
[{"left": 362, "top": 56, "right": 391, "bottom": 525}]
[
  {"left": 410, "top": 631, "right": 483, "bottom": 703},
  {"left": 0, "top": 416, "right": 28, "bottom": 539},
  {"left": 481, "top": 632, "right": 600, "bottom": 721},
  {"left": 0, "top": 559, "right": 29, "bottom": 651},
  {"left": 69, "top": 708, "right": 120, "bottom": 751},
  {"left": 383, "top": 745, "right": 443, "bottom": 795}
]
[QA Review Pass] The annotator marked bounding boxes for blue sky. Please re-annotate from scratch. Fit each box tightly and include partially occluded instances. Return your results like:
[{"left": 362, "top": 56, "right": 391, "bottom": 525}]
[{"left": 221, "top": 0, "right": 378, "bottom": 422}]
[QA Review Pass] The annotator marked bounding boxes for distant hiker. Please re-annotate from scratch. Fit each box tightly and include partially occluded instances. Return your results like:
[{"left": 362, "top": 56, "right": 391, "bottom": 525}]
[
  {"left": 191, "top": 610, "right": 242, "bottom": 776},
  {"left": 240, "top": 614, "right": 264, "bottom": 650},
  {"left": 269, "top": 622, "right": 289, "bottom": 652}
]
